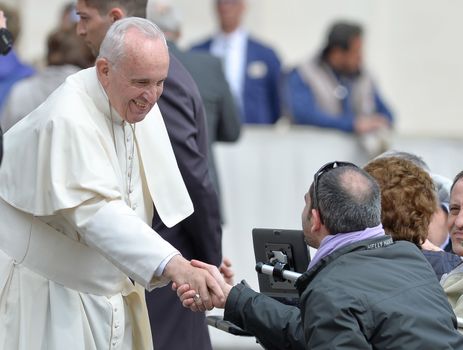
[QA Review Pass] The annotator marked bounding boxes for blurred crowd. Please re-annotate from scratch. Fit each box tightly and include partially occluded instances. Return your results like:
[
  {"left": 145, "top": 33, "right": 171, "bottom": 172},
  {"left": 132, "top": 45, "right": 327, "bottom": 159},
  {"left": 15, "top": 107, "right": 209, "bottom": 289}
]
[{"left": 0, "top": 0, "right": 394, "bottom": 157}]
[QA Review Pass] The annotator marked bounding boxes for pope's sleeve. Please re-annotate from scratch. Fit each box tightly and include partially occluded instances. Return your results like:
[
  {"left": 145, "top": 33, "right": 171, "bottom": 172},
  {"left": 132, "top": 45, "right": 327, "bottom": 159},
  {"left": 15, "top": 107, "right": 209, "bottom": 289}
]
[{"left": 61, "top": 198, "right": 179, "bottom": 290}]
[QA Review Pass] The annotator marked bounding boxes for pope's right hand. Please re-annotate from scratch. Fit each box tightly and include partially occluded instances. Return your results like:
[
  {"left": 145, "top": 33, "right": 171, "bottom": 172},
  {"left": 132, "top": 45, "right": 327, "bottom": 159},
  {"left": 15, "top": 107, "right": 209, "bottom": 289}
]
[
  {"left": 175, "top": 259, "right": 233, "bottom": 311},
  {"left": 163, "top": 255, "right": 224, "bottom": 311}
]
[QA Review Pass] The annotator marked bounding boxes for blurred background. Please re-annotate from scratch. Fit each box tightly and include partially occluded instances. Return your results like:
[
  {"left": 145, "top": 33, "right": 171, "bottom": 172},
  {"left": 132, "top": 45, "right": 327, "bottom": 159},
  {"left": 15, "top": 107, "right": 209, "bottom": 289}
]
[{"left": 5, "top": 0, "right": 463, "bottom": 136}]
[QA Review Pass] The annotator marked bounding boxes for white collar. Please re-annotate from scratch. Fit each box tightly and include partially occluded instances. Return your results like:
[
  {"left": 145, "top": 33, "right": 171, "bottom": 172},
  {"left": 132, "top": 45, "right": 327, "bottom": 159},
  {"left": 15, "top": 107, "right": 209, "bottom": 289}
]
[{"left": 215, "top": 27, "right": 247, "bottom": 47}]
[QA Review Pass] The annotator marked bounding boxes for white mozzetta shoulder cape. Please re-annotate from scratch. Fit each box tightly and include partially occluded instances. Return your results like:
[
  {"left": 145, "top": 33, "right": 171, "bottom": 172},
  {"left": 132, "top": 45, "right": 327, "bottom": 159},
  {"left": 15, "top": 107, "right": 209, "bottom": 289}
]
[{"left": 0, "top": 67, "right": 193, "bottom": 227}]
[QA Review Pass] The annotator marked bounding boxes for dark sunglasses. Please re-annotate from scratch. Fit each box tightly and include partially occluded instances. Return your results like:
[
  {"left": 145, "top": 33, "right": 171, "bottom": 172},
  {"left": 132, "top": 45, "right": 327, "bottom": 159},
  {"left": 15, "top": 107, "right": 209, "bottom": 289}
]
[{"left": 312, "top": 161, "right": 358, "bottom": 220}]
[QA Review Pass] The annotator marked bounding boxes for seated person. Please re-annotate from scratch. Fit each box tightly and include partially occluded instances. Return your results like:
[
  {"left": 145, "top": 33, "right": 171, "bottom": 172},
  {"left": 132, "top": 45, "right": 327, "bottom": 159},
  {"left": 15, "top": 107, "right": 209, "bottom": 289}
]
[
  {"left": 364, "top": 156, "right": 461, "bottom": 281},
  {"left": 374, "top": 150, "right": 455, "bottom": 252},
  {"left": 177, "top": 161, "right": 463, "bottom": 349},
  {"left": 441, "top": 171, "right": 463, "bottom": 319},
  {"left": 286, "top": 21, "right": 393, "bottom": 156},
  {"left": 429, "top": 173, "right": 454, "bottom": 252}
]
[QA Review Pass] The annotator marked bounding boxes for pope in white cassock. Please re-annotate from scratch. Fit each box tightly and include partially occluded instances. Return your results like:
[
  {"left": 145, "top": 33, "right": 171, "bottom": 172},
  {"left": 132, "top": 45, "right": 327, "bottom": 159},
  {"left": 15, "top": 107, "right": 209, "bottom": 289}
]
[{"left": 0, "top": 18, "right": 223, "bottom": 350}]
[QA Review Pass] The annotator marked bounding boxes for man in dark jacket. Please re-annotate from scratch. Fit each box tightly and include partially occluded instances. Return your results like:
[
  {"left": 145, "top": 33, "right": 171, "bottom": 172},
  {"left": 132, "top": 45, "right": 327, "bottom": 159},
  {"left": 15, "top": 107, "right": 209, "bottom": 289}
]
[
  {"left": 146, "top": 1, "right": 241, "bottom": 205},
  {"left": 179, "top": 161, "right": 463, "bottom": 349}
]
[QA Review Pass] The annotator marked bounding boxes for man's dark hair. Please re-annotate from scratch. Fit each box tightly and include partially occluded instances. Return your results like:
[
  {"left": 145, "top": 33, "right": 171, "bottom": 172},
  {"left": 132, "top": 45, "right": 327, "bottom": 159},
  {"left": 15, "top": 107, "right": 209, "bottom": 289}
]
[
  {"left": 83, "top": 0, "right": 147, "bottom": 18},
  {"left": 451, "top": 170, "right": 463, "bottom": 192},
  {"left": 310, "top": 165, "right": 381, "bottom": 234},
  {"left": 322, "top": 20, "right": 362, "bottom": 58}
]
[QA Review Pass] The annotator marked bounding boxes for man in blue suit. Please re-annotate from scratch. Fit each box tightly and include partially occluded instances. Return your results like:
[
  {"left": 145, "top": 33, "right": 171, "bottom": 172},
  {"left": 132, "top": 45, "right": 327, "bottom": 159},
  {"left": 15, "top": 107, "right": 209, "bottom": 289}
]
[{"left": 192, "top": 0, "right": 282, "bottom": 124}]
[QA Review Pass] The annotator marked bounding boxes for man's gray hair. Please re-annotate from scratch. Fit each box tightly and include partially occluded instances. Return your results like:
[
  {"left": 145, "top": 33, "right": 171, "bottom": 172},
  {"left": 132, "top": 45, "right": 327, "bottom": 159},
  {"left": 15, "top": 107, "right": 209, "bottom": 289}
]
[
  {"left": 316, "top": 166, "right": 381, "bottom": 234},
  {"left": 98, "top": 17, "right": 166, "bottom": 65},
  {"left": 373, "top": 150, "right": 430, "bottom": 172},
  {"left": 373, "top": 150, "right": 453, "bottom": 209}
]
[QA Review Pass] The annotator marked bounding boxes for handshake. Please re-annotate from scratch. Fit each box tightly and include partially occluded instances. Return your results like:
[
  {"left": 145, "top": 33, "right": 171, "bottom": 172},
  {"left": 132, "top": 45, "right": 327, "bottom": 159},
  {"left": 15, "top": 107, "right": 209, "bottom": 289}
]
[{"left": 168, "top": 257, "right": 235, "bottom": 312}]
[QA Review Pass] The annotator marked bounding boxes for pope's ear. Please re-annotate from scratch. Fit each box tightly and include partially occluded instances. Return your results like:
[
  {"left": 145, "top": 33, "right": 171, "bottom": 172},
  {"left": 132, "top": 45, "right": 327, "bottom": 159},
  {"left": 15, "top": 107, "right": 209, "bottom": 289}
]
[{"left": 96, "top": 58, "right": 110, "bottom": 86}]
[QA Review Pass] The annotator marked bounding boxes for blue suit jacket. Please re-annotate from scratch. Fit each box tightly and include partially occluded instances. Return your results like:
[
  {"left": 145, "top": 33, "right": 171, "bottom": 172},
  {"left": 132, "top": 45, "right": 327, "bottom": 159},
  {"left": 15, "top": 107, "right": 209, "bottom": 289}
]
[
  {"left": 192, "top": 36, "right": 282, "bottom": 124},
  {"left": 286, "top": 68, "right": 393, "bottom": 132}
]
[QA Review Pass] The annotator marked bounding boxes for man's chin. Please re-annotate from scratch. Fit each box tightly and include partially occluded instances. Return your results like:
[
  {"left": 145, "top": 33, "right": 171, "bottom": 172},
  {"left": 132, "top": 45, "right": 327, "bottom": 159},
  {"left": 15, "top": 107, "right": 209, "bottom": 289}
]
[
  {"left": 127, "top": 113, "right": 149, "bottom": 124},
  {"left": 87, "top": 43, "right": 99, "bottom": 57}
]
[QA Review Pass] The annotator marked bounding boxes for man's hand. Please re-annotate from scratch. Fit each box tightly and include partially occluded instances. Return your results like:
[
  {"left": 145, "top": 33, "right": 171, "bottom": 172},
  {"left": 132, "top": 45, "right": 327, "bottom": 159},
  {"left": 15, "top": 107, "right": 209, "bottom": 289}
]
[
  {"left": 219, "top": 257, "right": 235, "bottom": 285},
  {"left": 163, "top": 255, "right": 225, "bottom": 311},
  {"left": 175, "top": 259, "right": 233, "bottom": 311},
  {"left": 0, "top": 11, "right": 6, "bottom": 28},
  {"left": 421, "top": 238, "right": 443, "bottom": 252},
  {"left": 354, "top": 114, "right": 389, "bottom": 134}
]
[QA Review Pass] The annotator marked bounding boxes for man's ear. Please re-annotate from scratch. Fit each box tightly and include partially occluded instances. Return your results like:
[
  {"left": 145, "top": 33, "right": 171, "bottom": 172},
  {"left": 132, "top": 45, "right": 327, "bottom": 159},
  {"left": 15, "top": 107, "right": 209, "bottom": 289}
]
[
  {"left": 96, "top": 58, "right": 110, "bottom": 87},
  {"left": 310, "top": 208, "right": 322, "bottom": 232},
  {"left": 108, "top": 8, "right": 125, "bottom": 22}
]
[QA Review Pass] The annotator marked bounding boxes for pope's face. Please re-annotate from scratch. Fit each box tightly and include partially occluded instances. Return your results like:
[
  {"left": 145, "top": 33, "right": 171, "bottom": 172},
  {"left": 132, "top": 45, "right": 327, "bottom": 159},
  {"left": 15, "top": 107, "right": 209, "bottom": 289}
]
[
  {"left": 76, "top": 0, "right": 112, "bottom": 56},
  {"left": 98, "top": 31, "right": 169, "bottom": 124},
  {"left": 449, "top": 179, "right": 463, "bottom": 256}
]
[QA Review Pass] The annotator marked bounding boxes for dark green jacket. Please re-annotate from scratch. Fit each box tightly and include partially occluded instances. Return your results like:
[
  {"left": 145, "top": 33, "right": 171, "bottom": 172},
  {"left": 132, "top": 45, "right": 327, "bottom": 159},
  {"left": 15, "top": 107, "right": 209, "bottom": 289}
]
[{"left": 224, "top": 236, "right": 463, "bottom": 349}]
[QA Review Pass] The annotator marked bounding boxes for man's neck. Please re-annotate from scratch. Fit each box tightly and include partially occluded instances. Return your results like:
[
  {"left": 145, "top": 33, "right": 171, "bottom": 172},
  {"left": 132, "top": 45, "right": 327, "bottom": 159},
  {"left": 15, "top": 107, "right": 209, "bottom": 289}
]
[{"left": 220, "top": 22, "right": 240, "bottom": 34}]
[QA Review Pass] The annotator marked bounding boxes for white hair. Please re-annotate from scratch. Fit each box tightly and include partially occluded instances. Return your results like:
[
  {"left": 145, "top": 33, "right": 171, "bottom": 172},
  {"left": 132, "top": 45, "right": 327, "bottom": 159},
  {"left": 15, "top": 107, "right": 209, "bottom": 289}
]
[{"left": 98, "top": 17, "right": 167, "bottom": 65}]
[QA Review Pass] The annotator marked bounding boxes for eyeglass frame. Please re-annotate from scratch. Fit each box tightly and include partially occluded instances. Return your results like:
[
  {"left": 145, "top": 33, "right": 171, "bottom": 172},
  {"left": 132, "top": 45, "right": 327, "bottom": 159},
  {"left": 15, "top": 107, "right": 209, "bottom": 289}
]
[{"left": 311, "top": 161, "right": 358, "bottom": 222}]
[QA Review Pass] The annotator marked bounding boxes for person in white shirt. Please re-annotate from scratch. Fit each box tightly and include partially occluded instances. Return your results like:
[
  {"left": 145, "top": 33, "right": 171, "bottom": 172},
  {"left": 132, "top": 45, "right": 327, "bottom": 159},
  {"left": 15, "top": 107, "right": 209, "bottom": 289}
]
[
  {"left": 192, "top": 0, "right": 282, "bottom": 124},
  {"left": 0, "top": 17, "right": 223, "bottom": 350}
]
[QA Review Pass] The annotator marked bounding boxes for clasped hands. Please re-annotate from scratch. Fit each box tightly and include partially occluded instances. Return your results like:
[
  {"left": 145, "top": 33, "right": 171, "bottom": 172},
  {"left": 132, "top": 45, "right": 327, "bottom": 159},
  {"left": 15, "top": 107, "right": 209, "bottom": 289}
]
[{"left": 172, "top": 258, "right": 234, "bottom": 312}]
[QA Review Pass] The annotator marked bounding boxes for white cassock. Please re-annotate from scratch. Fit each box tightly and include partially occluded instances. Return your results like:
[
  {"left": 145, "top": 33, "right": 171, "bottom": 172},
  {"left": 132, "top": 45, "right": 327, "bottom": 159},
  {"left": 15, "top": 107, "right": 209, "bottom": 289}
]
[{"left": 0, "top": 67, "right": 193, "bottom": 350}]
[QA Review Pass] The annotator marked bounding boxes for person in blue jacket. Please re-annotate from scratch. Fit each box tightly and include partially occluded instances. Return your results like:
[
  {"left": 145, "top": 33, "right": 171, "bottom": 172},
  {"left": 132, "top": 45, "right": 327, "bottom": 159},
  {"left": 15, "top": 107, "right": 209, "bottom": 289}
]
[
  {"left": 286, "top": 21, "right": 393, "bottom": 156},
  {"left": 191, "top": 0, "right": 282, "bottom": 124}
]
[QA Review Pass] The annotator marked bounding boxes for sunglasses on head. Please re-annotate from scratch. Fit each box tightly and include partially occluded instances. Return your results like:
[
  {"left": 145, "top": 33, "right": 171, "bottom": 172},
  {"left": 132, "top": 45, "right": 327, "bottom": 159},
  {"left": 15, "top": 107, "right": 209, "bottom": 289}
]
[{"left": 312, "top": 161, "right": 358, "bottom": 220}]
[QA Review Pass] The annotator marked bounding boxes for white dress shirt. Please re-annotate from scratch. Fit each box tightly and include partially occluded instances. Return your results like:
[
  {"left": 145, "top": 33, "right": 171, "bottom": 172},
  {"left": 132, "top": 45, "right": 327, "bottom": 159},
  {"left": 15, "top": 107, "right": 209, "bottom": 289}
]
[{"left": 210, "top": 28, "right": 248, "bottom": 114}]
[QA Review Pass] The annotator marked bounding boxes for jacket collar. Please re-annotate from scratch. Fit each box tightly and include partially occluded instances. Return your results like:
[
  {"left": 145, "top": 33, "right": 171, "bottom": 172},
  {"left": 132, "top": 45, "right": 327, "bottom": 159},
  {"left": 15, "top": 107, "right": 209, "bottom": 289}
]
[{"left": 295, "top": 235, "right": 394, "bottom": 293}]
